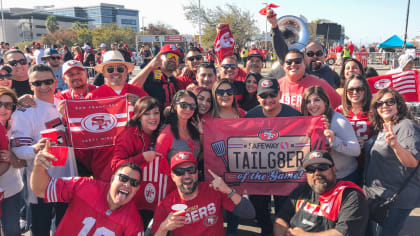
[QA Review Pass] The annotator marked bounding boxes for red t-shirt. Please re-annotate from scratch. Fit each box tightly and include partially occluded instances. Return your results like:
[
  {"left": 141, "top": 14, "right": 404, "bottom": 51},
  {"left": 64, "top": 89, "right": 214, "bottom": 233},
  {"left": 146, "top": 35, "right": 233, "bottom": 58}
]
[
  {"left": 278, "top": 74, "right": 342, "bottom": 111},
  {"left": 86, "top": 83, "right": 148, "bottom": 100},
  {"left": 335, "top": 45, "right": 343, "bottom": 53},
  {"left": 45, "top": 177, "right": 144, "bottom": 235},
  {"left": 55, "top": 84, "right": 97, "bottom": 100},
  {"left": 0, "top": 123, "right": 8, "bottom": 150},
  {"left": 151, "top": 182, "right": 235, "bottom": 236}
]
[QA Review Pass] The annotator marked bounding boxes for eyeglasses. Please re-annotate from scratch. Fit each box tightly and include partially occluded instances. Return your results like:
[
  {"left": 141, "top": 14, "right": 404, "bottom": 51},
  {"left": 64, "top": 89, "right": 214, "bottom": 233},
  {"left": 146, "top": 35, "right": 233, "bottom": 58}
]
[
  {"left": 375, "top": 98, "right": 396, "bottom": 108},
  {"left": 31, "top": 79, "right": 55, "bottom": 87},
  {"left": 48, "top": 56, "right": 61, "bottom": 60},
  {"left": 173, "top": 166, "right": 198, "bottom": 176},
  {"left": 106, "top": 66, "right": 125, "bottom": 73},
  {"left": 187, "top": 55, "right": 203, "bottom": 61},
  {"left": 285, "top": 58, "right": 303, "bottom": 65},
  {"left": 0, "top": 101, "right": 16, "bottom": 110},
  {"left": 305, "top": 163, "right": 332, "bottom": 174},
  {"left": 0, "top": 74, "right": 12, "bottom": 80},
  {"left": 346, "top": 86, "right": 365, "bottom": 94},
  {"left": 166, "top": 53, "right": 179, "bottom": 61},
  {"left": 221, "top": 64, "right": 238, "bottom": 69},
  {"left": 215, "top": 88, "right": 234, "bottom": 96},
  {"left": 8, "top": 59, "right": 27, "bottom": 67},
  {"left": 118, "top": 173, "right": 140, "bottom": 187},
  {"left": 306, "top": 50, "right": 323, "bottom": 57},
  {"left": 259, "top": 92, "right": 278, "bottom": 99},
  {"left": 177, "top": 101, "right": 197, "bottom": 110}
]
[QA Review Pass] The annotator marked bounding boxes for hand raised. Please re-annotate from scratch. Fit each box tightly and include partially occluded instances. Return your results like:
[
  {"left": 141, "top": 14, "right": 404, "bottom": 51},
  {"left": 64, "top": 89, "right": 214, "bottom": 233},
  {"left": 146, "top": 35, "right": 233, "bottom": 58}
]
[
  {"left": 34, "top": 139, "right": 57, "bottom": 170},
  {"left": 208, "top": 169, "right": 231, "bottom": 194}
]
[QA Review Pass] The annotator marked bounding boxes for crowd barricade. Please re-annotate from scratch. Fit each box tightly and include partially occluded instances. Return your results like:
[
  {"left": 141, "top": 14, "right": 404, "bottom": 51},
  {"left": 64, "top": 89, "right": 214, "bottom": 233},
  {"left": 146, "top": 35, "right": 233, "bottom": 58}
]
[
  {"left": 84, "top": 66, "right": 97, "bottom": 84},
  {"left": 415, "top": 49, "right": 420, "bottom": 68},
  {"left": 367, "top": 52, "right": 395, "bottom": 66},
  {"left": 355, "top": 52, "right": 369, "bottom": 68}
]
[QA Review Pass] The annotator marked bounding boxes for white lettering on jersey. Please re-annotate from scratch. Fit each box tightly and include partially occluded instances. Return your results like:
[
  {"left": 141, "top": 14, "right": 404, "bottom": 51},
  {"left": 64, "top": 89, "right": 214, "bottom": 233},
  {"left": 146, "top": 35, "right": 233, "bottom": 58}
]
[
  {"left": 185, "top": 203, "right": 217, "bottom": 224},
  {"left": 78, "top": 217, "right": 115, "bottom": 236},
  {"left": 350, "top": 120, "right": 368, "bottom": 140},
  {"left": 281, "top": 95, "right": 302, "bottom": 107}
]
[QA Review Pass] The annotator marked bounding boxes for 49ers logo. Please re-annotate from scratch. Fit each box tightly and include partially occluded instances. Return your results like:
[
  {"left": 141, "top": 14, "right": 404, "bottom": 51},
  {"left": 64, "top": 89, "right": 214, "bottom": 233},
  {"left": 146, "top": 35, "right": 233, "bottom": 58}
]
[
  {"left": 309, "top": 152, "right": 322, "bottom": 159},
  {"left": 203, "top": 215, "right": 218, "bottom": 227},
  {"left": 144, "top": 183, "right": 156, "bottom": 203},
  {"left": 261, "top": 80, "right": 273, "bottom": 87},
  {"left": 258, "top": 129, "right": 279, "bottom": 141},
  {"left": 374, "top": 79, "right": 391, "bottom": 90},
  {"left": 81, "top": 113, "right": 117, "bottom": 133}
]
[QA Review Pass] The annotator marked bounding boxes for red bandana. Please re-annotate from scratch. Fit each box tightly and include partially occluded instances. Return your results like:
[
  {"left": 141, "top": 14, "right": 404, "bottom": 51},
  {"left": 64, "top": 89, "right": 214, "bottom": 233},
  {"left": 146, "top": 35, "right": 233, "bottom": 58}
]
[{"left": 258, "top": 3, "right": 280, "bottom": 16}]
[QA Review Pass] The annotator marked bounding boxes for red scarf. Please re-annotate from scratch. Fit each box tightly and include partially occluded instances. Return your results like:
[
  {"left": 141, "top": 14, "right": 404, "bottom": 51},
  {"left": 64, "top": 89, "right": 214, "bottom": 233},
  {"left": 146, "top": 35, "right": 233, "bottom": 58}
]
[
  {"left": 214, "top": 24, "right": 235, "bottom": 63},
  {"left": 318, "top": 181, "right": 366, "bottom": 221}
]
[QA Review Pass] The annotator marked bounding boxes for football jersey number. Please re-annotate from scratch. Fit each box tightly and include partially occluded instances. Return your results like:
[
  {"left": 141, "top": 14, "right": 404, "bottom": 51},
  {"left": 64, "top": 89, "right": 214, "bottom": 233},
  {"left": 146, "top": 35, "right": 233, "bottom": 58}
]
[
  {"left": 351, "top": 121, "right": 368, "bottom": 140},
  {"left": 78, "top": 217, "right": 115, "bottom": 236}
]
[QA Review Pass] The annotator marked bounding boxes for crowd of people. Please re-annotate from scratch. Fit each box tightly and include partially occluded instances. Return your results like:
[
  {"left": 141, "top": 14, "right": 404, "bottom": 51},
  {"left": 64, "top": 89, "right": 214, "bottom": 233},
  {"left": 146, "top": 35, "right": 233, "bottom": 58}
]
[{"left": 0, "top": 8, "right": 418, "bottom": 236}]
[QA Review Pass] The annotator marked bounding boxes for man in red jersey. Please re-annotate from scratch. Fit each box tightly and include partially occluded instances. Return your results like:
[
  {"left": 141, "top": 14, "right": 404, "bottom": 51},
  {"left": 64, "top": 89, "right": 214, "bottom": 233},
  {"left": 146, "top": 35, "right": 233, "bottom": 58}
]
[
  {"left": 151, "top": 152, "right": 255, "bottom": 236},
  {"left": 278, "top": 49, "right": 341, "bottom": 111},
  {"left": 30, "top": 141, "right": 144, "bottom": 235}
]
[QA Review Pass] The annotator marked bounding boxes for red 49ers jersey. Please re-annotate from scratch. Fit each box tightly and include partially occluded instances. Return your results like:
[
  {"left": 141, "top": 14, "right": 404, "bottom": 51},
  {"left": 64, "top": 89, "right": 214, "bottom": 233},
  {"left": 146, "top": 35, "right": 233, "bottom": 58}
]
[
  {"left": 336, "top": 106, "right": 371, "bottom": 141},
  {"left": 151, "top": 182, "right": 235, "bottom": 236},
  {"left": 45, "top": 177, "right": 144, "bottom": 235}
]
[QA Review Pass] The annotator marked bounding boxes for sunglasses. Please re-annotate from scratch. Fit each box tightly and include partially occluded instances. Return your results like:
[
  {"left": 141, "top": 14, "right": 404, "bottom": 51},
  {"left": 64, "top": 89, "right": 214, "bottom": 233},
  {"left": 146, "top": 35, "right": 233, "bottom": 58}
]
[
  {"left": 49, "top": 56, "right": 61, "bottom": 60},
  {"left": 106, "top": 66, "right": 125, "bottom": 73},
  {"left": 347, "top": 86, "right": 365, "bottom": 94},
  {"left": 187, "top": 55, "right": 203, "bottom": 61},
  {"left": 285, "top": 58, "right": 303, "bottom": 65},
  {"left": 166, "top": 53, "right": 179, "bottom": 61},
  {"left": 246, "top": 79, "right": 258, "bottom": 84},
  {"left": 305, "top": 163, "right": 332, "bottom": 174},
  {"left": 8, "top": 59, "right": 27, "bottom": 67},
  {"left": 173, "top": 166, "right": 198, "bottom": 176},
  {"left": 0, "top": 74, "right": 12, "bottom": 80},
  {"left": 118, "top": 173, "right": 140, "bottom": 187},
  {"left": 221, "top": 64, "right": 238, "bottom": 69},
  {"left": 215, "top": 88, "right": 234, "bottom": 96},
  {"left": 177, "top": 101, "right": 197, "bottom": 110},
  {"left": 259, "top": 92, "right": 278, "bottom": 99},
  {"left": 375, "top": 98, "right": 396, "bottom": 108},
  {"left": 31, "top": 79, "right": 55, "bottom": 87},
  {"left": 0, "top": 101, "right": 16, "bottom": 110},
  {"left": 306, "top": 50, "right": 323, "bottom": 57}
]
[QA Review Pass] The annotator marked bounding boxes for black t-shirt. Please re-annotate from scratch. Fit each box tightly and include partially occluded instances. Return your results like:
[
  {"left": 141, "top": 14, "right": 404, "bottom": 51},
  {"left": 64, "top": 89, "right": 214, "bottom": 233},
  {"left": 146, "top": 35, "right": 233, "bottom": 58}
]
[
  {"left": 12, "top": 79, "right": 33, "bottom": 97},
  {"left": 276, "top": 184, "right": 368, "bottom": 235},
  {"left": 246, "top": 104, "right": 301, "bottom": 118},
  {"left": 144, "top": 71, "right": 177, "bottom": 107}
]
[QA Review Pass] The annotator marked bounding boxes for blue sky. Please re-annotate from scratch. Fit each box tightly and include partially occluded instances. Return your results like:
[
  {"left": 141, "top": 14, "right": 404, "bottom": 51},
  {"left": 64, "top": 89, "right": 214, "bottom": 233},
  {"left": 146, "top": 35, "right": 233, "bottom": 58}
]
[{"left": 5, "top": 0, "right": 420, "bottom": 46}]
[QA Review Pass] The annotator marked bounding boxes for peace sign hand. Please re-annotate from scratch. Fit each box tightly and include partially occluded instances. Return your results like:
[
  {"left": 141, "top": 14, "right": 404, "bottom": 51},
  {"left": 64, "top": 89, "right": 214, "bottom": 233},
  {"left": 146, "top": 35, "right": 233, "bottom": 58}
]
[
  {"left": 384, "top": 122, "right": 399, "bottom": 149},
  {"left": 208, "top": 169, "right": 231, "bottom": 194}
]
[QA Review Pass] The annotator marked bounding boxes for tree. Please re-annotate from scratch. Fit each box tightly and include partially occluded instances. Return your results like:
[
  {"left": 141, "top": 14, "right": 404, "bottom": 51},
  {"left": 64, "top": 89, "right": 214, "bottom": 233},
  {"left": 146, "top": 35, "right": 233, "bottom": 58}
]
[
  {"left": 145, "top": 23, "right": 180, "bottom": 35},
  {"left": 72, "top": 21, "right": 88, "bottom": 31},
  {"left": 45, "top": 15, "right": 59, "bottom": 33},
  {"left": 183, "top": 3, "right": 258, "bottom": 48}
]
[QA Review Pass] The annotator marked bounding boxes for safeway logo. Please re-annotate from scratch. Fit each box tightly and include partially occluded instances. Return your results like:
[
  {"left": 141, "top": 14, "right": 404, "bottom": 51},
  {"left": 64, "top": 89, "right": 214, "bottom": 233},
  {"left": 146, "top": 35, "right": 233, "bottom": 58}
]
[
  {"left": 81, "top": 113, "right": 117, "bottom": 133},
  {"left": 374, "top": 79, "right": 391, "bottom": 90},
  {"left": 258, "top": 129, "right": 279, "bottom": 141}
]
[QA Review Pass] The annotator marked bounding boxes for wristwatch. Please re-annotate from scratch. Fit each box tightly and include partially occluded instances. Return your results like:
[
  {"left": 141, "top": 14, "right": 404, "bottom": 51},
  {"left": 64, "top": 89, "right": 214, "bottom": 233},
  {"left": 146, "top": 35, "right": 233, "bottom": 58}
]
[{"left": 227, "top": 188, "right": 236, "bottom": 198}]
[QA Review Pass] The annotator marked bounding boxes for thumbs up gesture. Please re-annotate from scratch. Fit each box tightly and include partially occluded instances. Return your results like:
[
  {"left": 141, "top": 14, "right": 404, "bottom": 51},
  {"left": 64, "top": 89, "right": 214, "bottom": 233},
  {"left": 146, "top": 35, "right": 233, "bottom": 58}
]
[{"left": 34, "top": 139, "right": 57, "bottom": 170}]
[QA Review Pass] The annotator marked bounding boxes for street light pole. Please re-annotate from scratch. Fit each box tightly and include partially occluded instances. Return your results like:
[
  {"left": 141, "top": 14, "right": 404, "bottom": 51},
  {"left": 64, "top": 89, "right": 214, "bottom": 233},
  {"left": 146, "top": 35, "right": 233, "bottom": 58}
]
[
  {"left": 0, "top": 0, "right": 6, "bottom": 42},
  {"left": 403, "top": 0, "right": 410, "bottom": 50},
  {"left": 142, "top": 16, "right": 145, "bottom": 35}
]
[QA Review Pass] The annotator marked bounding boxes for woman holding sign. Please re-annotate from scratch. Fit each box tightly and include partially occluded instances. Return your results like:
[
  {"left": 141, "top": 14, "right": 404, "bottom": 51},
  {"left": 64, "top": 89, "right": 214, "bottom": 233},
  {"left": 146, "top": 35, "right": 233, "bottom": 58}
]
[
  {"left": 0, "top": 87, "right": 24, "bottom": 236},
  {"left": 363, "top": 88, "right": 420, "bottom": 236},
  {"left": 301, "top": 86, "right": 361, "bottom": 183}
]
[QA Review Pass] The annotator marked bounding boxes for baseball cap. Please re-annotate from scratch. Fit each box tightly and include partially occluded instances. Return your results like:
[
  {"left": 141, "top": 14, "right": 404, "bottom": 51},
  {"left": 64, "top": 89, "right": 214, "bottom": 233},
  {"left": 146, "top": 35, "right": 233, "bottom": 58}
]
[
  {"left": 257, "top": 78, "right": 279, "bottom": 96},
  {"left": 62, "top": 60, "right": 85, "bottom": 75},
  {"left": 170, "top": 152, "right": 197, "bottom": 170},
  {"left": 34, "top": 42, "right": 40, "bottom": 46},
  {"left": 0, "top": 65, "right": 12, "bottom": 74},
  {"left": 398, "top": 53, "right": 414, "bottom": 69},
  {"left": 248, "top": 51, "right": 263, "bottom": 60},
  {"left": 160, "top": 44, "right": 183, "bottom": 57},
  {"left": 302, "top": 150, "right": 334, "bottom": 169},
  {"left": 100, "top": 43, "right": 106, "bottom": 48},
  {"left": 41, "top": 48, "right": 59, "bottom": 60},
  {"left": 82, "top": 45, "right": 91, "bottom": 50}
]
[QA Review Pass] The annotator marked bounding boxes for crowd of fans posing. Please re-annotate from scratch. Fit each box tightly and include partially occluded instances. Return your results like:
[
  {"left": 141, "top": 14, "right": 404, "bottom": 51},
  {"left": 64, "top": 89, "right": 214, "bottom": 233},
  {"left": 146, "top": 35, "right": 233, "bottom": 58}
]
[{"left": 0, "top": 10, "right": 419, "bottom": 236}]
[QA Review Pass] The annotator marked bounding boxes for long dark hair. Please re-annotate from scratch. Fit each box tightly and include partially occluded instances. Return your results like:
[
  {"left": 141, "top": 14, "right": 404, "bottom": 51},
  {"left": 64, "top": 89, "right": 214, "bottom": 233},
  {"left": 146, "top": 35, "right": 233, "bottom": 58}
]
[
  {"left": 339, "top": 58, "right": 366, "bottom": 88},
  {"left": 0, "top": 87, "right": 18, "bottom": 129},
  {"left": 167, "top": 90, "right": 200, "bottom": 140},
  {"left": 127, "top": 96, "right": 162, "bottom": 141},
  {"left": 369, "top": 88, "right": 413, "bottom": 134},
  {"left": 300, "top": 86, "right": 334, "bottom": 123},
  {"left": 341, "top": 74, "right": 372, "bottom": 117},
  {"left": 211, "top": 79, "right": 240, "bottom": 118}
]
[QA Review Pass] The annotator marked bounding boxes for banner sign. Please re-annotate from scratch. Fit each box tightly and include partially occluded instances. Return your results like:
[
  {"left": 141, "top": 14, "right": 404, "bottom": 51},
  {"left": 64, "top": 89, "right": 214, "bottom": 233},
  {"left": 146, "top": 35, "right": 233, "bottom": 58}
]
[
  {"left": 65, "top": 96, "right": 128, "bottom": 149},
  {"left": 203, "top": 116, "right": 326, "bottom": 195},
  {"left": 367, "top": 70, "right": 420, "bottom": 102}
]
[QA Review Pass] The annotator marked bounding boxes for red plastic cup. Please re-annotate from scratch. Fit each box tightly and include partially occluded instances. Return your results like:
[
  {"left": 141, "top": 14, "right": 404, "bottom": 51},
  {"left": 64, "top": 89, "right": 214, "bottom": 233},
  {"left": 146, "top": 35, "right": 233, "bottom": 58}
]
[
  {"left": 171, "top": 204, "right": 187, "bottom": 216},
  {"left": 40, "top": 129, "right": 58, "bottom": 145},
  {"left": 48, "top": 146, "right": 69, "bottom": 166}
]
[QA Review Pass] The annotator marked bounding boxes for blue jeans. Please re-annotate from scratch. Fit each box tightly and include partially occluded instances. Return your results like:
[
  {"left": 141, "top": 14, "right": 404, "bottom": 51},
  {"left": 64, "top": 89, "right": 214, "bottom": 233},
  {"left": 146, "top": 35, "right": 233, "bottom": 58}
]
[
  {"left": 366, "top": 207, "right": 412, "bottom": 236},
  {"left": 1, "top": 190, "right": 24, "bottom": 236}
]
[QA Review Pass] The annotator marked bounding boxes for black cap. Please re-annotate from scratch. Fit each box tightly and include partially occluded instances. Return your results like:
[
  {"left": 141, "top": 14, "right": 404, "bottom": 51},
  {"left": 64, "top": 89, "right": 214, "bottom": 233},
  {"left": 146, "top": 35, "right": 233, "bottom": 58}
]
[
  {"left": 0, "top": 65, "right": 12, "bottom": 74},
  {"left": 247, "top": 51, "right": 263, "bottom": 60},
  {"left": 303, "top": 150, "right": 334, "bottom": 169},
  {"left": 257, "top": 78, "right": 279, "bottom": 96},
  {"left": 41, "top": 48, "right": 59, "bottom": 60}
]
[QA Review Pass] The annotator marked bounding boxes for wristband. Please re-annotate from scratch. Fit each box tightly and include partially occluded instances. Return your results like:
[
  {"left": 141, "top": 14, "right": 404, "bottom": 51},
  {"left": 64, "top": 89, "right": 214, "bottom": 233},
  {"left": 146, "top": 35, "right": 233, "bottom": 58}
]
[{"left": 227, "top": 188, "right": 235, "bottom": 198}]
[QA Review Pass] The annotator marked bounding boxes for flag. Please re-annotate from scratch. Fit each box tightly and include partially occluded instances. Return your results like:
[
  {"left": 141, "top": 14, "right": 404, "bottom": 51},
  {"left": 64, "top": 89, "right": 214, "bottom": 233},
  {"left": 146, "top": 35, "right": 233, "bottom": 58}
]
[
  {"left": 367, "top": 70, "right": 420, "bottom": 102},
  {"left": 203, "top": 116, "right": 326, "bottom": 195},
  {"left": 259, "top": 3, "right": 280, "bottom": 16},
  {"left": 214, "top": 24, "right": 235, "bottom": 63},
  {"left": 65, "top": 96, "right": 128, "bottom": 149}
]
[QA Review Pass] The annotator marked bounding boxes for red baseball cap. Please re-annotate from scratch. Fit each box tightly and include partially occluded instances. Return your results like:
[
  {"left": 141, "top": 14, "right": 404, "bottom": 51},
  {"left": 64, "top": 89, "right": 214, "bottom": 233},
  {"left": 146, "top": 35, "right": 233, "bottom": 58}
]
[
  {"left": 170, "top": 152, "right": 197, "bottom": 170},
  {"left": 34, "top": 42, "right": 40, "bottom": 46},
  {"left": 160, "top": 44, "right": 183, "bottom": 57}
]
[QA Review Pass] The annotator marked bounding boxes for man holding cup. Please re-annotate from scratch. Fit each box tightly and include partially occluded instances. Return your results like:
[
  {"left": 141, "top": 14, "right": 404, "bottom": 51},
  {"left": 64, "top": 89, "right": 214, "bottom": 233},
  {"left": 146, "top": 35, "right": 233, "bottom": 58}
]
[{"left": 151, "top": 152, "right": 255, "bottom": 236}]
